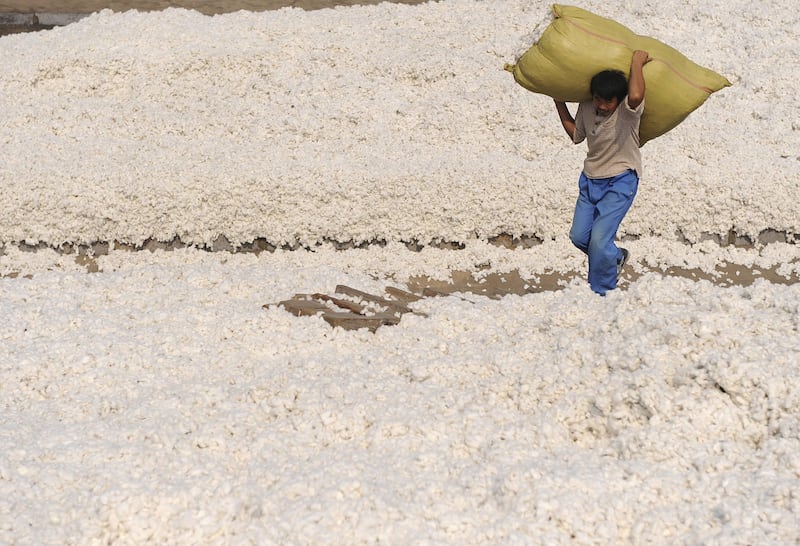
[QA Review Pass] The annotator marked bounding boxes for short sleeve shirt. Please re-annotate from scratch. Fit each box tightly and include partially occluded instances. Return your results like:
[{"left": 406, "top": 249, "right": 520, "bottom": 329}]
[{"left": 573, "top": 96, "right": 644, "bottom": 179}]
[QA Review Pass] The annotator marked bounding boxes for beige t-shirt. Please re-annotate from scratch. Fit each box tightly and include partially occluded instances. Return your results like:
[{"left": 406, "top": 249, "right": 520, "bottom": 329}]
[{"left": 573, "top": 97, "right": 644, "bottom": 179}]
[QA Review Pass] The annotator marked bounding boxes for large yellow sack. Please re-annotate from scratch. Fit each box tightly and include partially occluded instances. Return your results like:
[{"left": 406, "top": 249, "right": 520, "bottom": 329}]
[{"left": 505, "top": 4, "right": 731, "bottom": 145}]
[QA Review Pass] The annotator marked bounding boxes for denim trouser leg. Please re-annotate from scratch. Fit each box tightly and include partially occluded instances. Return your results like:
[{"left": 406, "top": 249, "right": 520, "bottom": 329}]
[{"left": 569, "top": 170, "right": 638, "bottom": 295}]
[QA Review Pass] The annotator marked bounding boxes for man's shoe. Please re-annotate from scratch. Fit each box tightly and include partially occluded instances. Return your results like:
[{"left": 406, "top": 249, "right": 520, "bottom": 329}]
[{"left": 617, "top": 248, "right": 629, "bottom": 279}]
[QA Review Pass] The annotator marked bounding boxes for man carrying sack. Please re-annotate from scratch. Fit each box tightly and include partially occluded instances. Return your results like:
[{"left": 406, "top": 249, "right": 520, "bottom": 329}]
[
  {"left": 505, "top": 5, "right": 729, "bottom": 295},
  {"left": 554, "top": 51, "right": 650, "bottom": 295}
]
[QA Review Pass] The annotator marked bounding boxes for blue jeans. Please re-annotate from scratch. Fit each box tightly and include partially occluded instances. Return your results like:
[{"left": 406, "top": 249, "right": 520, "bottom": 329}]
[{"left": 569, "top": 170, "right": 638, "bottom": 295}]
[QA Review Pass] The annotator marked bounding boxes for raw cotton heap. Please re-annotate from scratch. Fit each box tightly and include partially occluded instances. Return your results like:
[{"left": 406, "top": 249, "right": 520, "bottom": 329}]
[
  {"left": 0, "top": 0, "right": 797, "bottom": 249},
  {"left": 1, "top": 1, "right": 799, "bottom": 544}
]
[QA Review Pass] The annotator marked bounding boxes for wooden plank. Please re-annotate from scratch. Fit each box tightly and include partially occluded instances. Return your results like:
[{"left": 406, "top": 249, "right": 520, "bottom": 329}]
[
  {"left": 272, "top": 297, "right": 399, "bottom": 330},
  {"left": 422, "top": 287, "right": 448, "bottom": 298},
  {"left": 334, "top": 285, "right": 412, "bottom": 314},
  {"left": 309, "top": 293, "right": 368, "bottom": 314},
  {"left": 277, "top": 297, "right": 368, "bottom": 319},
  {"left": 384, "top": 286, "right": 423, "bottom": 303},
  {"left": 276, "top": 298, "right": 330, "bottom": 317},
  {"left": 266, "top": 287, "right": 415, "bottom": 332},
  {"left": 323, "top": 313, "right": 399, "bottom": 332}
]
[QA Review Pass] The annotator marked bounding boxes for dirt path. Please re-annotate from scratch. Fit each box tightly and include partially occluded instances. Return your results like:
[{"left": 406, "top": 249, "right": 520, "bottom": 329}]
[
  {"left": 4, "top": 242, "right": 797, "bottom": 294},
  {"left": 0, "top": 0, "right": 430, "bottom": 15}
]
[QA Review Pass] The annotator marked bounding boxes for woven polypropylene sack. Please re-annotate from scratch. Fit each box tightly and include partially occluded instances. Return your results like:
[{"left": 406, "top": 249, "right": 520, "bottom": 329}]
[{"left": 505, "top": 4, "right": 731, "bottom": 145}]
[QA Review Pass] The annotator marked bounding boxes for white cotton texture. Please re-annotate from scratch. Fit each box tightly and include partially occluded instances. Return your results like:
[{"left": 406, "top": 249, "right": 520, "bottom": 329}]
[{"left": 1, "top": 1, "right": 800, "bottom": 544}]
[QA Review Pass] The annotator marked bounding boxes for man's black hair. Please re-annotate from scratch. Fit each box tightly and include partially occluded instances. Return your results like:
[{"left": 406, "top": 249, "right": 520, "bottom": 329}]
[{"left": 590, "top": 70, "right": 628, "bottom": 102}]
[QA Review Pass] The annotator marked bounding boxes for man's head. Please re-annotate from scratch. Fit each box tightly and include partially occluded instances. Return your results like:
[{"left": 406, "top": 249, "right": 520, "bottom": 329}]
[{"left": 590, "top": 69, "right": 627, "bottom": 116}]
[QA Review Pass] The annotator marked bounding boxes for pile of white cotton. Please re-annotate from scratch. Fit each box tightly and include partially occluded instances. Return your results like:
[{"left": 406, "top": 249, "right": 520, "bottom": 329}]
[{"left": 1, "top": 1, "right": 799, "bottom": 544}]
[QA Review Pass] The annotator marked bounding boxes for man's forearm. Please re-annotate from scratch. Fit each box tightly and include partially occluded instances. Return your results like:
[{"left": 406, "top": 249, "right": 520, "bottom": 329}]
[
  {"left": 628, "top": 50, "right": 650, "bottom": 108},
  {"left": 554, "top": 100, "right": 576, "bottom": 140}
]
